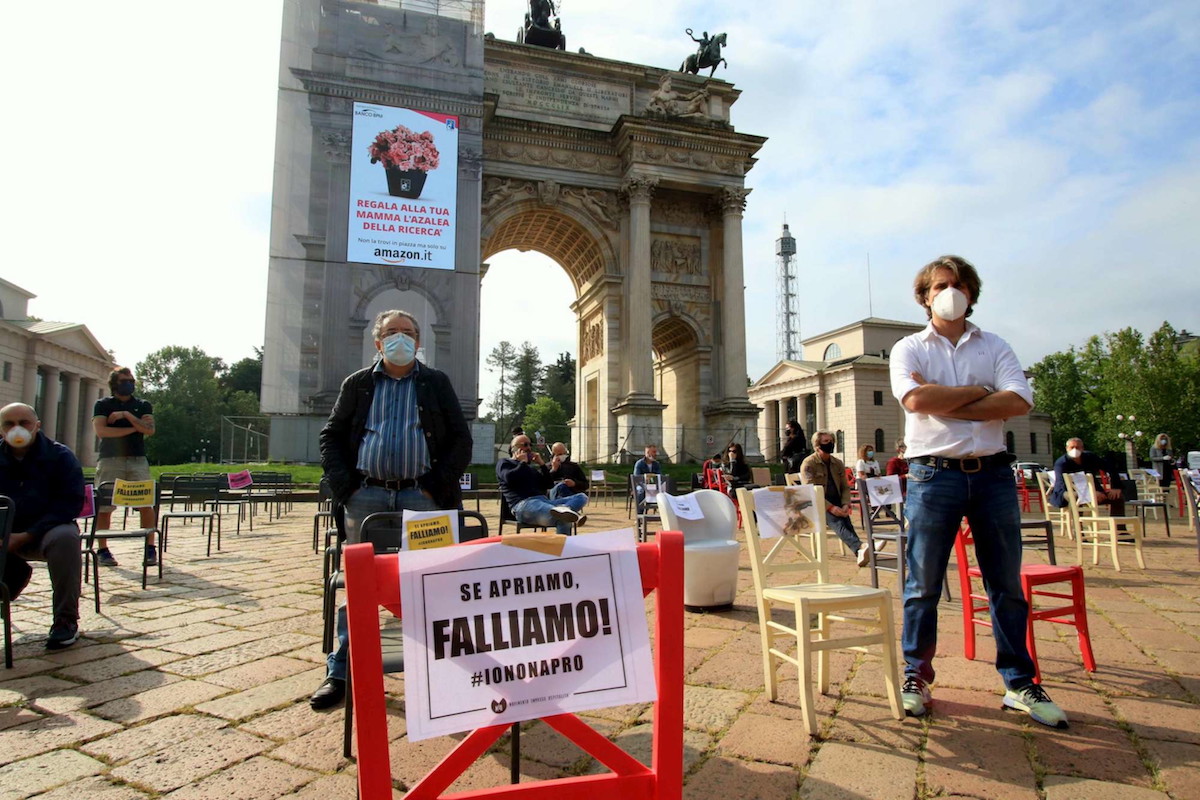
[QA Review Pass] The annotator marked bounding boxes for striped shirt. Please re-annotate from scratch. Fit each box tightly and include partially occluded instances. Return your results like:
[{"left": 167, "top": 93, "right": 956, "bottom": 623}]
[{"left": 356, "top": 360, "right": 429, "bottom": 482}]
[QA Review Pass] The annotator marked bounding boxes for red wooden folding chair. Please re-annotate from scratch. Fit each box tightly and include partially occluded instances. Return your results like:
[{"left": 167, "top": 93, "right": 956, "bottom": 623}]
[{"left": 343, "top": 531, "right": 685, "bottom": 800}]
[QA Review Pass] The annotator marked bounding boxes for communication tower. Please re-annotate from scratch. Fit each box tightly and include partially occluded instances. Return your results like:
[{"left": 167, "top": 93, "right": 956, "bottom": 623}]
[{"left": 776, "top": 222, "right": 800, "bottom": 361}]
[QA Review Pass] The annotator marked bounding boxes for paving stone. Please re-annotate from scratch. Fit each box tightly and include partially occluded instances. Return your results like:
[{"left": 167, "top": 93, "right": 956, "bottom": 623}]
[
  {"left": 162, "top": 634, "right": 316, "bottom": 678},
  {"left": 607, "top": 722, "right": 711, "bottom": 774},
  {"left": 279, "top": 773, "right": 359, "bottom": 800},
  {"left": 825, "top": 693, "right": 919, "bottom": 750},
  {"left": 0, "top": 750, "right": 106, "bottom": 800},
  {"left": 268, "top": 720, "right": 351, "bottom": 773},
  {"left": 160, "top": 755, "right": 317, "bottom": 800},
  {"left": 236, "top": 701, "right": 333, "bottom": 741},
  {"left": 1143, "top": 738, "right": 1200, "bottom": 800},
  {"left": 1042, "top": 774, "right": 1168, "bottom": 800},
  {"left": 22, "top": 775, "right": 150, "bottom": 800},
  {"left": 92, "top": 679, "right": 230, "bottom": 724},
  {"left": 109, "top": 727, "right": 274, "bottom": 792},
  {"left": 923, "top": 690, "right": 1036, "bottom": 798},
  {"left": 203, "top": 656, "right": 315, "bottom": 690},
  {"left": 683, "top": 626, "right": 736, "bottom": 650},
  {"left": 0, "top": 711, "right": 123, "bottom": 761},
  {"left": 82, "top": 713, "right": 229, "bottom": 763},
  {"left": 0, "top": 705, "right": 42, "bottom": 731},
  {"left": 157, "top": 629, "right": 263, "bottom": 656},
  {"left": 682, "top": 685, "right": 752, "bottom": 733},
  {"left": 0, "top": 674, "right": 79, "bottom": 706},
  {"left": 717, "top": 711, "right": 811, "bottom": 766},
  {"left": 682, "top": 754, "right": 798, "bottom": 800},
  {"left": 800, "top": 741, "right": 916, "bottom": 800},
  {"left": 56, "top": 648, "right": 183, "bottom": 682},
  {"left": 193, "top": 668, "right": 324, "bottom": 721},
  {"left": 1110, "top": 696, "right": 1200, "bottom": 744},
  {"left": 1033, "top": 722, "right": 1152, "bottom": 785},
  {"left": 35, "top": 670, "right": 183, "bottom": 715}
]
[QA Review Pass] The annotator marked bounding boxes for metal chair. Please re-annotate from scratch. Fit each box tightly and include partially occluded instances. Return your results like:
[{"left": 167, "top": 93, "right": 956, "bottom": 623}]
[
  {"left": 636, "top": 475, "right": 675, "bottom": 542},
  {"left": 87, "top": 481, "right": 162, "bottom": 596},
  {"left": 1, "top": 495, "right": 16, "bottom": 668},
  {"left": 158, "top": 475, "right": 223, "bottom": 558}
]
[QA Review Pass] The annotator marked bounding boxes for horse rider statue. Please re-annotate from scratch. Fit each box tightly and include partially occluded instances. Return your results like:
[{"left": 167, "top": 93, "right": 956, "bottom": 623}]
[{"left": 680, "top": 28, "right": 728, "bottom": 77}]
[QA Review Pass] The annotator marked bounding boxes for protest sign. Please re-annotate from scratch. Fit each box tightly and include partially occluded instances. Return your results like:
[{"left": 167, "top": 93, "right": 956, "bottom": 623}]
[
  {"left": 228, "top": 470, "right": 253, "bottom": 489},
  {"left": 752, "top": 485, "right": 818, "bottom": 540},
  {"left": 112, "top": 479, "right": 155, "bottom": 508},
  {"left": 1070, "top": 472, "right": 1093, "bottom": 504},
  {"left": 399, "top": 528, "right": 655, "bottom": 741},
  {"left": 863, "top": 476, "right": 903, "bottom": 507},
  {"left": 402, "top": 509, "right": 460, "bottom": 551}
]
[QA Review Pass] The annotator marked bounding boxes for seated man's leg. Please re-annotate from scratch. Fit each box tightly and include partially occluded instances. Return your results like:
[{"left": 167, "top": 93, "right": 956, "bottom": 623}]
[
  {"left": 513, "top": 496, "right": 557, "bottom": 530},
  {"left": 549, "top": 483, "right": 569, "bottom": 501},
  {"left": 825, "top": 512, "right": 862, "bottom": 552},
  {"left": 33, "top": 524, "right": 82, "bottom": 648}
]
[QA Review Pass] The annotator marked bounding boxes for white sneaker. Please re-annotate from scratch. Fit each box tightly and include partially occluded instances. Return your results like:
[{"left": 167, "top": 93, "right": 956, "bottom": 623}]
[
  {"left": 549, "top": 506, "right": 581, "bottom": 525},
  {"left": 902, "top": 676, "right": 931, "bottom": 717},
  {"left": 856, "top": 542, "right": 872, "bottom": 567},
  {"left": 1003, "top": 684, "right": 1069, "bottom": 729}
]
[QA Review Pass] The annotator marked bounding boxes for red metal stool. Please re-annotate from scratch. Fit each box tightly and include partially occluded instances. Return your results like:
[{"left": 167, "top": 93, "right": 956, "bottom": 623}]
[{"left": 956, "top": 523, "right": 1096, "bottom": 684}]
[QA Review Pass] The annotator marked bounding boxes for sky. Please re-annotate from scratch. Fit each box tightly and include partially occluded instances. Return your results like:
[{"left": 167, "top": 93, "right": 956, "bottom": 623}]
[{"left": 4, "top": 1, "right": 1198, "bottom": 415}]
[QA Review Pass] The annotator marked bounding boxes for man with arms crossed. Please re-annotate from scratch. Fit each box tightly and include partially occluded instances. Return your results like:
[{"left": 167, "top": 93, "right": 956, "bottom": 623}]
[
  {"left": 312, "top": 310, "right": 472, "bottom": 709},
  {"left": 92, "top": 367, "right": 159, "bottom": 567},
  {"left": 890, "top": 255, "right": 1067, "bottom": 728}
]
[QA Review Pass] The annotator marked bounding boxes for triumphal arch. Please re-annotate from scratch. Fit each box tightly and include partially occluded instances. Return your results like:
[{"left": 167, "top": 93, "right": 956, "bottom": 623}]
[{"left": 263, "top": 0, "right": 765, "bottom": 463}]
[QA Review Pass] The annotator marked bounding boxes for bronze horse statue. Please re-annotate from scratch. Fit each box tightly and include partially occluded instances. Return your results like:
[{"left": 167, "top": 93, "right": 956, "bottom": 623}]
[{"left": 680, "top": 29, "right": 727, "bottom": 77}]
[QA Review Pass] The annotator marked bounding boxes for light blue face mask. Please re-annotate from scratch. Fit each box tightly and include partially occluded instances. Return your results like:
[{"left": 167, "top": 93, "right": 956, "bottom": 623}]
[
  {"left": 381, "top": 332, "right": 417, "bottom": 367},
  {"left": 867, "top": 450, "right": 875, "bottom": 459}
]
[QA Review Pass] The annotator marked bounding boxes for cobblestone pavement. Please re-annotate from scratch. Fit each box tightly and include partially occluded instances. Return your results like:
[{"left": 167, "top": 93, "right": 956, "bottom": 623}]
[{"left": 2, "top": 496, "right": 1198, "bottom": 799}]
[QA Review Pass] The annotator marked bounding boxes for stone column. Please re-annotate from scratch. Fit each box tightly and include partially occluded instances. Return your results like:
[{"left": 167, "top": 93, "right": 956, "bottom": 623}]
[
  {"left": 315, "top": 129, "right": 352, "bottom": 410},
  {"left": 719, "top": 188, "right": 750, "bottom": 400},
  {"left": 816, "top": 388, "right": 827, "bottom": 433},
  {"left": 80, "top": 379, "right": 99, "bottom": 467},
  {"left": 41, "top": 366, "right": 61, "bottom": 440},
  {"left": 60, "top": 373, "right": 81, "bottom": 452},
  {"left": 22, "top": 362, "right": 38, "bottom": 406},
  {"left": 621, "top": 176, "right": 657, "bottom": 399}
]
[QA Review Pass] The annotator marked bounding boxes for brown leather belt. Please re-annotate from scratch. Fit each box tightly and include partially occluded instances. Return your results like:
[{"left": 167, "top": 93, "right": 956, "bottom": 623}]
[{"left": 363, "top": 477, "right": 417, "bottom": 491}]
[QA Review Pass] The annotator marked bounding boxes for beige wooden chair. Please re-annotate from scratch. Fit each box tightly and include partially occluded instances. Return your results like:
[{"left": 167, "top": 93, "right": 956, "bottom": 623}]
[
  {"left": 1179, "top": 469, "right": 1198, "bottom": 536},
  {"left": 1064, "top": 473, "right": 1145, "bottom": 571},
  {"left": 1130, "top": 469, "right": 1169, "bottom": 519},
  {"left": 751, "top": 466, "right": 772, "bottom": 487},
  {"left": 738, "top": 485, "right": 902, "bottom": 736},
  {"left": 1036, "top": 471, "right": 1073, "bottom": 540},
  {"left": 784, "top": 471, "right": 846, "bottom": 555}
]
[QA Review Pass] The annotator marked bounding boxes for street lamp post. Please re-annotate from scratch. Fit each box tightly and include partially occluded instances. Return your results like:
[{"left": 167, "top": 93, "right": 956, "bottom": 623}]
[{"left": 1115, "top": 414, "right": 1143, "bottom": 474}]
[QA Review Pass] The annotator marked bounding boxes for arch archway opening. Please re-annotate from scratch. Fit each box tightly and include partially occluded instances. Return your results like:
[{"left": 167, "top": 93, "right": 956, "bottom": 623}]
[{"left": 653, "top": 317, "right": 701, "bottom": 463}]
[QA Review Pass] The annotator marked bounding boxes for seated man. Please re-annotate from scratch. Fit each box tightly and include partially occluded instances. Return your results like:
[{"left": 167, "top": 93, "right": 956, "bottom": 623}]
[
  {"left": 1048, "top": 437, "right": 1126, "bottom": 515},
  {"left": 633, "top": 444, "right": 662, "bottom": 512},
  {"left": 497, "top": 434, "right": 587, "bottom": 535},
  {"left": 547, "top": 442, "right": 590, "bottom": 509},
  {"left": 0, "top": 403, "right": 85, "bottom": 650},
  {"left": 799, "top": 430, "right": 871, "bottom": 566}
]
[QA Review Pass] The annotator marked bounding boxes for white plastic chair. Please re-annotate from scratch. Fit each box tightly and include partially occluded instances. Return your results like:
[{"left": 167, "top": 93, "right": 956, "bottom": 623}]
[
  {"left": 738, "top": 485, "right": 903, "bottom": 736},
  {"left": 658, "top": 490, "right": 740, "bottom": 609}
]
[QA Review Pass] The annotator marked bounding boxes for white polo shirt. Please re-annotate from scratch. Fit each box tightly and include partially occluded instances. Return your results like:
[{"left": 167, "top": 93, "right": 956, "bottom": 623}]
[{"left": 890, "top": 321, "right": 1033, "bottom": 460}]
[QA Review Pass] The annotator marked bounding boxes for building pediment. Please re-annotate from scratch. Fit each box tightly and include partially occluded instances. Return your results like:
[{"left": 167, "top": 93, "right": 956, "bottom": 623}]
[
  {"left": 28, "top": 322, "right": 111, "bottom": 364},
  {"left": 751, "top": 359, "right": 825, "bottom": 388}
]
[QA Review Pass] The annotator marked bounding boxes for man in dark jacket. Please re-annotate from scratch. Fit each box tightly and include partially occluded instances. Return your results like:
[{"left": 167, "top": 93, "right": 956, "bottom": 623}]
[
  {"left": 498, "top": 434, "right": 586, "bottom": 535},
  {"left": 547, "top": 441, "right": 590, "bottom": 502},
  {"left": 1, "top": 403, "right": 85, "bottom": 650},
  {"left": 310, "top": 310, "right": 472, "bottom": 709},
  {"left": 1048, "top": 437, "right": 1125, "bottom": 513}
]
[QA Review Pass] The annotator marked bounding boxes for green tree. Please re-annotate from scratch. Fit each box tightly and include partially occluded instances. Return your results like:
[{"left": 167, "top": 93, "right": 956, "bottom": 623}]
[
  {"left": 510, "top": 342, "right": 543, "bottom": 430},
  {"left": 485, "top": 340, "right": 517, "bottom": 439},
  {"left": 221, "top": 347, "right": 263, "bottom": 401},
  {"left": 1029, "top": 349, "right": 1096, "bottom": 454},
  {"left": 521, "top": 396, "right": 569, "bottom": 445},
  {"left": 543, "top": 352, "right": 576, "bottom": 418},
  {"left": 136, "top": 346, "right": 226, "bottom": 464}
]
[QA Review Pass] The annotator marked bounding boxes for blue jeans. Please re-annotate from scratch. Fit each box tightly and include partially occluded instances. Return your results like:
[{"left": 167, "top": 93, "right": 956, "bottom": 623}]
[
  {"left": 826, "top": 512, "right": 862, "bottom": 552},
  {"left": 513, "top": 494, "right": 587, "bottom": 535},
  {"left": 328, "top": 485, "right": 437, "bottom": 680},
  {"left": 902, "top": 461, "right": 1035, "bottom": 689},
  {"left": 549, "top": 483, "right": 590, "bottom": 505}
]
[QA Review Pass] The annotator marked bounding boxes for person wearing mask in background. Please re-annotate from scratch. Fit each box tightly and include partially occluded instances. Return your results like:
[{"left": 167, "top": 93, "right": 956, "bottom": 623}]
[
  {"left": 779, "top": 419, "right": 809, "bottom": 474},
  {"left": 1048, "top": 437, "right": 1126, "bottom": 517},
  {"left": 633, "top": 444, "right": 662, "bottom": 512},
  {"left": 856, "top": 443, "right": 882, "bottom": 481},
  {"left": 498, "top": 434, "right": 587, "bottom": 534},
  {"left": 312, "top": 309, "right": 472, "bottom": 710},
  {"left": 1149, "top": 433, "right": 1174, "bottom": 488},
  {"left": 721, "top": 442, "right": 754, "bottom": 495},
  {"left": 886, "top": 439, "right": 910, "bottom": 488},
  {"left": 800, "top": 431, "right": 870, "bottom": 566},
  {"left": 91, "top": 367, "right": 159, "bottom": 568},
  {"left": 548, "top": 441, "right": 590, "bottom": 508}
]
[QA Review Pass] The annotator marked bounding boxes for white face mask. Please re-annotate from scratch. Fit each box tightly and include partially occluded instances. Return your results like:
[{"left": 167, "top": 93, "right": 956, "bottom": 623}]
[
  {"left": 4, "top": 425, "right": 34, "bottom": 448},
  {"left": 931, "top": 286, "right": 969, "bottom": 321},
  {"left": 1067, "top": 448, "right": 1082, "bottom": 459},
  {"left": 380, "top": 332, "right": 417, "bottom": 367}
]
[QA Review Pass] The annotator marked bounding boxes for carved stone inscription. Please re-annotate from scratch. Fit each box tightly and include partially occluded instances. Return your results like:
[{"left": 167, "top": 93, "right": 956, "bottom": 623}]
[
  {"left": 489, "top": 65, "right": 631, "bottom": 124},
  {"left": 651, "top": 284, "right": 709, "bottom": 303}
]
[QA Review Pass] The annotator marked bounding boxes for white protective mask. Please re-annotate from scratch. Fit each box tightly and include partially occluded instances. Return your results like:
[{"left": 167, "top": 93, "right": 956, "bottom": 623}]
[
  {"left": 1067, "top": 448, "right": 1082, "bottom": 459},
  {"left": 4, "top": 425, "right": 33, "bottom": 448},
  {"left": 381, "top": 332, "right": 417, "bottom": 367},
  {"left": 931, "top": 286, "right": 969, "bottom": 321}
]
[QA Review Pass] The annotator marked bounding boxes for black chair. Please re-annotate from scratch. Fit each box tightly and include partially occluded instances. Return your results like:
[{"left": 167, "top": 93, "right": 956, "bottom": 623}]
[
  {"left": 459, "top": 473, "right": 480, "bottom": 512},
  {"left": 636, "top": 475, "right": 676, "bottom": 543},
  {"left": 87, "top": 481, "right": 162, "bottom": 596},
  {"left": 858, "top": 486, "right": 953, "bottom": 602},
  {"left": 1, "top": 495, "right": 16, "bottom": 668},
  {"left": 158, "top": 475, "right": 223, "bottom": 558},
  {"left": 340, "top": 510, "right": 489, "bottom": 757}
]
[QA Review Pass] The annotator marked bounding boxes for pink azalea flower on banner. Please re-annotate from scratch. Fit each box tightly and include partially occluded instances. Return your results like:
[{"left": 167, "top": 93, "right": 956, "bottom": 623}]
[{"left": 368, "top": 124, "right": 441, "bottom": 172}]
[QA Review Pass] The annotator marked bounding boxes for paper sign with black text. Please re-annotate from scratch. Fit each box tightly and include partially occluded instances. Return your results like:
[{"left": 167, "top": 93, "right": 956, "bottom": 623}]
[
  {"left": 399, "top": 528, "right": 655, "bottom": 741},
  {"left": 660, "top": 492, "right": 703, "bottom": 521},
  {"left": 112, "top": 479, "right": 155, "bottom": 508},
  {"left": 1070, "top": 472, "right": 1093, "bottom": 504},
  {"left": 402, "top": 509, "right": 460, "bottom": 551}
]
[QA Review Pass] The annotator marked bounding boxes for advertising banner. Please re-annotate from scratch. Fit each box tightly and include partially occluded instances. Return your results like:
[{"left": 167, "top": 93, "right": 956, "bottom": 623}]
[
  {"left": 399, "top": 529, "right": 656, "bottom": 741},
  {"left": 348, "top": 102, "right": 458, "bottom": 269}
]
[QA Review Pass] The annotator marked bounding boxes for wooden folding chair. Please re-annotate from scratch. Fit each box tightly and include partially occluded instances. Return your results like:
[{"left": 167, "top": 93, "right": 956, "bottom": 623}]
[
  {"left": 1064, "top": 474, "right": 1145, "bottom": 571},
  {"left": 343, "top": 531, "right": 684, "bottom": 800},
  {"left": 739, "top": 486, "right": 902, "bottom": 736}
]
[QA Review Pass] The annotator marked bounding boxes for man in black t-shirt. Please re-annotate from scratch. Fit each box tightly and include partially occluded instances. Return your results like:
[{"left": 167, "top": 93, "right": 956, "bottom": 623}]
[{"left": 92, "top": 367, "right": 158, "bottom": 567}]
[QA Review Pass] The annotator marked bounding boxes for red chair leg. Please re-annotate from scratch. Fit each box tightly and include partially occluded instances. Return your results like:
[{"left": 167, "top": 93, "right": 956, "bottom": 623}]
[
  {"left": 1071, "top": 571, "right": 1096, "bottom": 672},
  {"left": 1021, "top": 573, "right": 1043, "bottom": 685}
]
